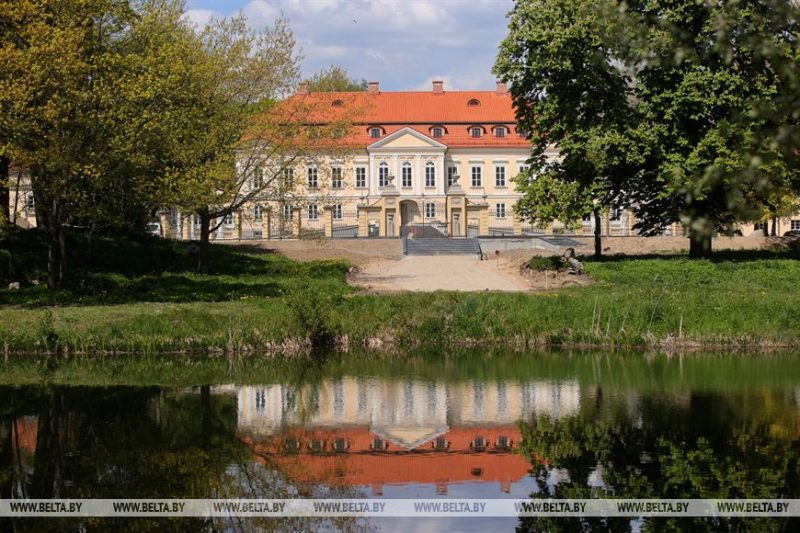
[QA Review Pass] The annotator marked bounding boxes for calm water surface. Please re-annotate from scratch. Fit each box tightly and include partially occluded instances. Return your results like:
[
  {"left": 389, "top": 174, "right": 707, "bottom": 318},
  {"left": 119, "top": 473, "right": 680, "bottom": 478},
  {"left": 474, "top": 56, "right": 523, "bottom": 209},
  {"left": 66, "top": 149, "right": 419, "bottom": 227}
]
[{"left": 1, "top": 352, "right": 800, "bottom": 531}]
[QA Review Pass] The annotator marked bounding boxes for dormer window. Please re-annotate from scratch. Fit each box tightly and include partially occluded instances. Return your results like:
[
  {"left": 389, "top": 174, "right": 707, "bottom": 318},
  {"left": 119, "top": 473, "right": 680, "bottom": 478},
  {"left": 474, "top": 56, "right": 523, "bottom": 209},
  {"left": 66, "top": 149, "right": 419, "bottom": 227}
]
[
  {"left": 467, "top": 98, "right": 481, "bottom": 107},
  {"left": 369, "top": 127, "right": 383, "bottom": 138},
  {"left": 470, "top": 126, "right": 483, "bottom": 138},
  {"left": 331, "top": 99, "right": 344, "bottom": 107},
  {"left": 494, "top": 126, "right": 507, "bottom": 138},
  {"left": 432, "top": 127, "right": 444, "bottom": 138},
  {"left": 517, "top": 127, "right": 529, "bottom": 138}
]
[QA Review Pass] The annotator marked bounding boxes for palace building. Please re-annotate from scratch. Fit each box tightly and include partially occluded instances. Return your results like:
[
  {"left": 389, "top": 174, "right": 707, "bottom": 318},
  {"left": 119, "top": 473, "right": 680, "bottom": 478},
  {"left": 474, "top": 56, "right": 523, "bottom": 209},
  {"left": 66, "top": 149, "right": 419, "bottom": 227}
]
[{"left": 159, "top": 80, "right": 549, "bottom": 241}]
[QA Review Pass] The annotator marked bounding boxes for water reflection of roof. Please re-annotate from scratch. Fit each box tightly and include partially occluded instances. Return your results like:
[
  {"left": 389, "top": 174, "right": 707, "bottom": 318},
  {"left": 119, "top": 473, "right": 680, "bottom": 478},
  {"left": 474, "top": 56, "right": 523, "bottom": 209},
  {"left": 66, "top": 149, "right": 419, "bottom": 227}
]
[{"left": 241, "top": 426, "right": 530, "bottom": 493}]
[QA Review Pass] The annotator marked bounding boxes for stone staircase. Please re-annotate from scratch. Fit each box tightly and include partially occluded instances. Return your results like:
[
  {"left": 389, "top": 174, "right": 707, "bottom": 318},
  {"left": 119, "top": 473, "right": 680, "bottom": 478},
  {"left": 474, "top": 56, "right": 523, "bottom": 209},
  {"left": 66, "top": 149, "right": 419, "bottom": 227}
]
[{"left": 403, "top": 238, "right": 482, "bottom": 256}]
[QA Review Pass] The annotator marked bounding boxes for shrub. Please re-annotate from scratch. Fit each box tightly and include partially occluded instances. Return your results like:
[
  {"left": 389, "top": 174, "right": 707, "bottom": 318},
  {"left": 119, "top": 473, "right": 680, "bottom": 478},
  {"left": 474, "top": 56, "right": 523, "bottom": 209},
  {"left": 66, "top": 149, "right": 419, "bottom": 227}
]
[{"left": 527, "top": 255, "right": 563, "bottom": 272}]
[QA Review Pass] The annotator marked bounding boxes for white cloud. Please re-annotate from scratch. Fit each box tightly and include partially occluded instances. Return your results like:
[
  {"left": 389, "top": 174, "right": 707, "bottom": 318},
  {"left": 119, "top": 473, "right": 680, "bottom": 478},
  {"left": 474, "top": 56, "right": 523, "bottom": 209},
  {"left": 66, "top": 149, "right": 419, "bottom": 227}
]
[
  {"left": 188, "top": 0, "right": 514, "bottom": 90},
  {"left": 365, "top": 50, "right": 389, "bottom": 67},
  {"left": 242, "top": 0, "right": 280, "bottom": 28},
  {"left": 181, "top": 8, "right": 219, "bottom": 29},
  {"left": 407, "top": 0, "right": 446, "bottom": 25}
]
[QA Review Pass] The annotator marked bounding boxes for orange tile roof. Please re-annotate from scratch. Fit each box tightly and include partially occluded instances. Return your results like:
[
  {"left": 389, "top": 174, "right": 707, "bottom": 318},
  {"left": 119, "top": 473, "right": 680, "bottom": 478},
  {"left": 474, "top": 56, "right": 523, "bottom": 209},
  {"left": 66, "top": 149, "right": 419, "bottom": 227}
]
[
  {"left": 241, "top": 426, "right": 533, "bottom": 491},
  {"left": 279, "top": 89, "right": 530, "bottom": 149}
]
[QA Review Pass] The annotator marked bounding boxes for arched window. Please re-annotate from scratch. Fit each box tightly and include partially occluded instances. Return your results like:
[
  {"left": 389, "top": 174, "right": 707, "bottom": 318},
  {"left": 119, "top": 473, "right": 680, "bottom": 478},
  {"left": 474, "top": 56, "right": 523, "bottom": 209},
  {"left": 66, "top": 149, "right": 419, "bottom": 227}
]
[
  {"left": 369, "top": 127, "right": 383, "bottom": 139},
  {"left": 494, "top": 126, "right": 506, "bottom": 138},
  {"left": 379, "top": 162, "right": 389, "bottom": 187},
  {"left": 401, "top": 161, "right": 412, "bottom": 188},
  {"left": 470, "top": 126, "right": 483, "bottom": 138},
  {"left": 431, "top": 126, "right": 444, "bottom": 138},
  {"left": 467, "top": 98, "right": 481, "bottom": 106},
  {"left": 425, "top": 162, "right": 435, "bottom": 187}
]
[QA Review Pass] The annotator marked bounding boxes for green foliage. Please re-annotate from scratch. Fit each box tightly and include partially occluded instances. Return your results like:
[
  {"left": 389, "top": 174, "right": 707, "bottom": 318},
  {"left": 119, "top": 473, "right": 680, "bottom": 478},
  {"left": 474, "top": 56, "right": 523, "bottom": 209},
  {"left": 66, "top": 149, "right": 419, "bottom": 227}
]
[
  {"left": 527, "top": 255, "right": 563, "bottom": 271},
  {"left": 2, "top": 231, "right": 800, "bottom": 353},
  {"left": 303, "top": 65, "right": 368, "bottom": 92},
  {"left": 495, "top": 0, "right": 800, "bottom": 255}
]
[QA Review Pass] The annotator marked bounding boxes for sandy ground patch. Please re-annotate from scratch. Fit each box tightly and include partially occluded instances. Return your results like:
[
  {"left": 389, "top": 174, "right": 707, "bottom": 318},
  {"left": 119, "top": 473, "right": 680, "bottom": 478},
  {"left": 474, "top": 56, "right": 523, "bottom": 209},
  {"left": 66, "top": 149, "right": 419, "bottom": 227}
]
[
  {"left": 223, "top": 239, "right": 403, "bottom": 267},
  {"left": 350, "top": 255, "right": 533, "bottom": 292}
]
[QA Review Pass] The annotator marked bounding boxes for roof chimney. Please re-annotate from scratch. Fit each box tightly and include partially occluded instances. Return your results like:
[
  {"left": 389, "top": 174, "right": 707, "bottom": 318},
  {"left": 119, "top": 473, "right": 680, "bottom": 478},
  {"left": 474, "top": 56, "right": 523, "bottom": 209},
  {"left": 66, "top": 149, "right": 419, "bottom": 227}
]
[
  {"left": 368, "top": 81, "right": 380, "bottom": 94},
  {"left": 297, "top": 82, "right": 309, "bottom": 95},
  {"left": 495, "top": 81, "right": 508, "bottom": 94},
  {"left": 432, "top": 80, "right": 444, "bottom": 94}
]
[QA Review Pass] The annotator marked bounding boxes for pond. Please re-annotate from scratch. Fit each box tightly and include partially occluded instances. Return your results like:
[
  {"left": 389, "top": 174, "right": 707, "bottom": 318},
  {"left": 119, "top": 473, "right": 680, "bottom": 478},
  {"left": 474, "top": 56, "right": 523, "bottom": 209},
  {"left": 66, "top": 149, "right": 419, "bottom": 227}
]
[{"left": 1, "top": 351, "right": 799, "bottom": 531}]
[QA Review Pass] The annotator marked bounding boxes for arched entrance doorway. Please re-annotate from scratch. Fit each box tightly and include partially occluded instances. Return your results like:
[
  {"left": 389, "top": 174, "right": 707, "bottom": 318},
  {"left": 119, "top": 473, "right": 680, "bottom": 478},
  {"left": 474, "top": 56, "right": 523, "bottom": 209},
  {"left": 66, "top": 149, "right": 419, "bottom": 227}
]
[{"left": 399, "top": 200, "right": 419, "bottom": 238}]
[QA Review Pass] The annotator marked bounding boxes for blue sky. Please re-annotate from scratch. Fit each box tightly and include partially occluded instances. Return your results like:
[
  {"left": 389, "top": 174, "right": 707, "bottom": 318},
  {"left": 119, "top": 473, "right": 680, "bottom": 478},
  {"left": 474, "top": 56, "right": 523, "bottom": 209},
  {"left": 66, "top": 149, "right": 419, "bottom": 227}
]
[{"left": 184, "top": 0, "right": 515, "bottom": 91}]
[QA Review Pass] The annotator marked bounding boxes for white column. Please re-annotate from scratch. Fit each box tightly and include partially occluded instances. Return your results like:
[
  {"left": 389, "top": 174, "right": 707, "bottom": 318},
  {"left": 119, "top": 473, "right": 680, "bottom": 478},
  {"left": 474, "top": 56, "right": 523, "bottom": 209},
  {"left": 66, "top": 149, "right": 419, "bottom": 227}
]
[
  {"left": 369, "top": 155, "right": 378, "bottom": 195},
  {"left": 414, "top": 154, "right": 422, "bottom": 195},
  {"left": 437, "top": 154, "right": 445, "bottom": 195}
]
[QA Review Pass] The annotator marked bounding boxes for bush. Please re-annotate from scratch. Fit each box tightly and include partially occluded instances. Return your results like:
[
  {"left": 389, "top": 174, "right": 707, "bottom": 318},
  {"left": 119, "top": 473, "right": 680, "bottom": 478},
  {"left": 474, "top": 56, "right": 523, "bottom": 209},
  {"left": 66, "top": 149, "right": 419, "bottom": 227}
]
[
  {"left": 0, "top": 249, "right": 12, "bottom": 284},
  {"left": 527, "top": 255, "right": 563, "bottom": 272}
]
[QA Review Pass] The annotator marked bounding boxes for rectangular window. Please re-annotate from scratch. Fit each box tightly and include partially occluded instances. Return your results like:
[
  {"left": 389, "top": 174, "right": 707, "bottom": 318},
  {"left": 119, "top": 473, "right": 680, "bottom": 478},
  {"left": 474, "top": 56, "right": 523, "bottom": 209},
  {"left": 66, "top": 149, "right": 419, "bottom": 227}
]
[
  {"left": 307, "top": 167, "right": 318, "bottom": 188},
  {"left": 332, "top": 204, "right": 342, "bottom": 220},
  {"left": 331, "top": 167, "right": 343, "bottom": 188},
  {"left": 25, "top": 193, "right": 35, "bottom": 211},
  {"left": 282, "top": 204, "right": 293, "bottom": 220},
  {"left": 379, "top": 164, "right": 389, "bottom": 187},
  {"left": 283, "top": 168, "right": 294, "bottom": 189},
  {"left": 402, "top": 165, "right": 412, "bottom": 188},
  {"left": 425, "top": 202, "right": 436, "bottom": 218},
  {"left": 471, "top": 166, "right": 482, "bottom": 187},
  {"left": 223, "top": 213, "right": 234, "bottom": 226},
  {"left": 355, "top": 167, "right": 366, "bottom": 188},
  {"left": 254, "top": 205, "right": 263, "bottom": 221},
  {"left": 307, "top": 205, "right": 319, "bottom": 220},
  {"left": 495, "top": 203, "right": 506, "bottom": 218},
  {"left": 447, "top": 166, "right": 458, "bottom": 186},
  {"left": 610, "top": 208, "right": 623, "bottom": 221},
  {"left": 792, "top": 220, "right": 800, "bottom": 230},
  {"left": 252, "top": 166, "right": 264, "bottom": 189},
  {"left": 495, "top": 166, "right": 506, "bottom": 187},
  {"left": 425, "top": 164, "right": 436, "bottom": 187},
  {"left": 518, "top": 164, "right": 529, "bottom": 175}
]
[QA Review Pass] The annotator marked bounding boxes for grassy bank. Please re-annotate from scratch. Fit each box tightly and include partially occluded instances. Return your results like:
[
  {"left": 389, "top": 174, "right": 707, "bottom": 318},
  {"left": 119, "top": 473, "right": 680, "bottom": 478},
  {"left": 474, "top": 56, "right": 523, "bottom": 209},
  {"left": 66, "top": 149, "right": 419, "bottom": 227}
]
[{"left": 2, "top": 230, "right": 800, "bottom": 353}]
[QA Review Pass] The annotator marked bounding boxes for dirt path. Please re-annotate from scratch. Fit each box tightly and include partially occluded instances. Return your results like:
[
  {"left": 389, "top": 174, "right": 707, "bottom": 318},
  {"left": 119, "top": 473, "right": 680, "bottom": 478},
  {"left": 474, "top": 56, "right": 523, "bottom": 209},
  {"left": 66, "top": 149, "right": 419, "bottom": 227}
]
[{"left": 350, "top": 255, "right": 532, "bottom": 292}]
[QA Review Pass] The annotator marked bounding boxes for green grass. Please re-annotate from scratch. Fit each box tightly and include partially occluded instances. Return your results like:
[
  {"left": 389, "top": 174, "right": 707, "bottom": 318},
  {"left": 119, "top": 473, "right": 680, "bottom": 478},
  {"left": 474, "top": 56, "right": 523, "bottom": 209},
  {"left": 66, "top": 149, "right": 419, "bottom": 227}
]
[
  {"left": 2, "top": 229, "right": 800, "bottom": 354},
  {"left": 2, "top": 350, "right": 800, "bottom": 392}
]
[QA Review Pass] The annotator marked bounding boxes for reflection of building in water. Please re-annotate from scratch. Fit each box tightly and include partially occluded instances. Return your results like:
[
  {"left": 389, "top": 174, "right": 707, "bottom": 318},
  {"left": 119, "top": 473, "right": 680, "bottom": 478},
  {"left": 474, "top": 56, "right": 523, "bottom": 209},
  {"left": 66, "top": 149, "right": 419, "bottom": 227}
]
[{"left": 228, "top": 378, "right": 580, "bottom": 495}]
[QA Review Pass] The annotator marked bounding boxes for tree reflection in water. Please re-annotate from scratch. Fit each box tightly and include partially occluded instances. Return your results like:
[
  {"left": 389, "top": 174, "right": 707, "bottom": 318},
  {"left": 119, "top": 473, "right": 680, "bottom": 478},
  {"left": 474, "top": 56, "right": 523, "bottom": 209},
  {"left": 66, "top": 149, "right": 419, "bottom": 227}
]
[
  {"left": 0, "top": 385, "right": 364, "bottom": 532},
  {"left": 517, "top": 389, "right": 800, "bottom": 532}
]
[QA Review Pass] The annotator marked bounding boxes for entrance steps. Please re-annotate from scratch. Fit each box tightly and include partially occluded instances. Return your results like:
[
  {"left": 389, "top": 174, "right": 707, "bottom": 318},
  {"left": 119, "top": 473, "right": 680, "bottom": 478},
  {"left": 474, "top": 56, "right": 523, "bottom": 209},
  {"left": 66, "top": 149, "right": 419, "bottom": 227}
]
[{"left": 403, "top": 238, "right": 482, "bottom": 256}]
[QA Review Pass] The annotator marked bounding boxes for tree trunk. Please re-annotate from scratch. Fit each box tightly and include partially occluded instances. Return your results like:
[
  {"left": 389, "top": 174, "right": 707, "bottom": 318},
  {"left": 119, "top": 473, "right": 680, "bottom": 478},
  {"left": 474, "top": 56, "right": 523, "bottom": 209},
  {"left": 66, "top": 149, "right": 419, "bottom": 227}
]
[
  {"left": 0, "top": 155, "right": 9, "bottom": 227},
  {"left": 31, "top": 171, "right": 67, "bottom": 289},
  {"left": 45, "top": 201, "right": 66, "bottom": 290},
  {"left": 593, "top": 209, "right": 602, "bottom": 258},
  {"left": 763, "top": 222, "right": 770, "bottom": 237},
  {"left": 32, "top": 391, "right": 63, "bottom": 498},
  {"left": 198, "top": 210, "right": 211, "bottom": 274},
  {"left": 771, "top": 217, "right": 777, "bottom": 237},
  {"left": 688, "top": 230, "right": 712, "bottom": 258}
]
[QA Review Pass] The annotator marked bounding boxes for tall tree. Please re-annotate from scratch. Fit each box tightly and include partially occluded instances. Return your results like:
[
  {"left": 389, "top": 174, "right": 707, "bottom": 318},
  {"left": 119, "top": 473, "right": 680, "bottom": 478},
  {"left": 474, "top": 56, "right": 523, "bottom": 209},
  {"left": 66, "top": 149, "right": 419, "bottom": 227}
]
[
  {"left": 496, "top": 0, "right": 800, "bottom": 258},
  {"left": 303, "top": 65, "right": 367, "bottom": 92},
  {"left": 0, "top": 0, "right": 140, "bottom": 288},
  {"left": 162, "top": 15, "right": 355, "bottom": 272}
]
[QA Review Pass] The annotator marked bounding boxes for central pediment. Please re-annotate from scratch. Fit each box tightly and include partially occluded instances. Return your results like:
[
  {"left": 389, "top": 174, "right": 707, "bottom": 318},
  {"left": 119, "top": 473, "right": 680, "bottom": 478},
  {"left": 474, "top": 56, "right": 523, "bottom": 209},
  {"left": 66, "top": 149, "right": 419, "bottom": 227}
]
[{"left": 368, "top": 127, "right": 446, "bottom": 151}]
